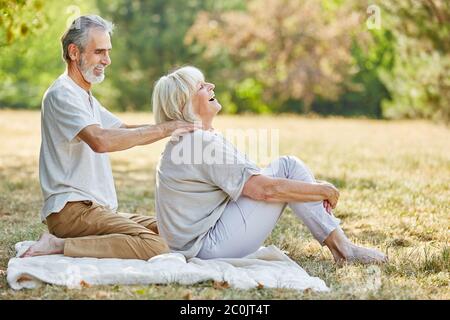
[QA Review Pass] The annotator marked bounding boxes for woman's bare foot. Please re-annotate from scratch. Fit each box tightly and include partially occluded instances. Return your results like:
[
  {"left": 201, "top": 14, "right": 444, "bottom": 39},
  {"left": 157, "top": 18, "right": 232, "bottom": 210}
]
[
  {"left": 19, "top": 233, "right": 65, "bottom": 258},
  {"left": 343, "top": 244, "right": 388, "bottom": 264},
  {"left": 324, "top": 228, "right": 388, "bottom": 265}
]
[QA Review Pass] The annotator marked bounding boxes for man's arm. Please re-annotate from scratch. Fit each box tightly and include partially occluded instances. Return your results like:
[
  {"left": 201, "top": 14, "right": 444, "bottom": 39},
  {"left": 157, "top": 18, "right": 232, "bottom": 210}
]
[
  {"left": 78, "top": 120, "right": 197, "bottom": 153},
  {"left": 242, "top": 175, "right": 340, "bottom": 208}
]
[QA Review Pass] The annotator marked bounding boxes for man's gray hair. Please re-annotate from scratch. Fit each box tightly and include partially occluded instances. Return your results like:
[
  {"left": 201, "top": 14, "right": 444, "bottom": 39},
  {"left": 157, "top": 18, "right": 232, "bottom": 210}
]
[{"left": 61, "top": 15, "right": 114, "bottom": 63}]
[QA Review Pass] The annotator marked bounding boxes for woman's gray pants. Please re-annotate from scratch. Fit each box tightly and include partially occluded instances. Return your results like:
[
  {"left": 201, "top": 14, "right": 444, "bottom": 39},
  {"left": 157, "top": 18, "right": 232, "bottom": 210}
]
[{"left": 197, "top": 156, "right": 341, "bottom": 259}]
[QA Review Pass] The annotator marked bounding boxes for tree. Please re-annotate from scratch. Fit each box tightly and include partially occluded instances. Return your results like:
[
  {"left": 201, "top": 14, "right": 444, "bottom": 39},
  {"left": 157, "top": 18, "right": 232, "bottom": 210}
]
[
  {"left": 0, "top": 0, "right": 96, "bottom": 108},
  {"left": 0, "top": 0, "right": 46, "bottom": 46},
  {"left": 378, "top": 0, "right": 450, "bottom": 123},
  {"left": 95, "top": 0, "right": 243, "bottom": 111},
  {"left": 186, "top": 0, "right": 365, "bottom": 113}
]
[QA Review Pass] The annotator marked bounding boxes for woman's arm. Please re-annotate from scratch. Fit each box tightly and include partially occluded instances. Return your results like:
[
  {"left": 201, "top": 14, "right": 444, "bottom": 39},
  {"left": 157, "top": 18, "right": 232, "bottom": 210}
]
[
  {"left": 120, "top": 123, "right": 149, "bottom": 129},
  {"left": 242, "top": 175, "right": 340, "bottom": 208}
]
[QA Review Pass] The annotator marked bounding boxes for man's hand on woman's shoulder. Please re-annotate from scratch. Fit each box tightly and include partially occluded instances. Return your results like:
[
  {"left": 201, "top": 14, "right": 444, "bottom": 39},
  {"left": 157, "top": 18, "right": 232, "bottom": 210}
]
[{"left": 159, "top": 120, "right": 202, "bottom": 139}]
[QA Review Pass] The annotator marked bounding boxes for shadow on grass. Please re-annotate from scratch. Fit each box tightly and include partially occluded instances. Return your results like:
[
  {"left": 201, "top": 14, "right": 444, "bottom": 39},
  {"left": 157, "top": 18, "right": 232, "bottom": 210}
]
[{"left": 345, "top": 228, "right": 389, "bottom": 246}]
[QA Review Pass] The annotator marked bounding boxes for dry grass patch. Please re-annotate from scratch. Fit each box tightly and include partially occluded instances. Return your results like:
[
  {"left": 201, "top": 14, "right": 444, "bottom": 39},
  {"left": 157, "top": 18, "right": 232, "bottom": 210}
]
[{"left": 0, "top": 110, "right": 449, "bottom": 299}]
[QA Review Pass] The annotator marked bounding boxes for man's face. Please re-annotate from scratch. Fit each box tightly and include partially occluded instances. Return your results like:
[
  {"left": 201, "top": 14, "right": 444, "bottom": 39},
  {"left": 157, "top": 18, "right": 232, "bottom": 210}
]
[{"left": 78, "top": 28, "right": 112, "bottom": 84}]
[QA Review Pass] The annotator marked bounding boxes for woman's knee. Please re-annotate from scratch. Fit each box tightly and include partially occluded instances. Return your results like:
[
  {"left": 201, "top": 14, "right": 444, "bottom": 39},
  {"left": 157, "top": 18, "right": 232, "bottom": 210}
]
[{"left": 272, "top": 155, "right": 312, "bottom": 180}]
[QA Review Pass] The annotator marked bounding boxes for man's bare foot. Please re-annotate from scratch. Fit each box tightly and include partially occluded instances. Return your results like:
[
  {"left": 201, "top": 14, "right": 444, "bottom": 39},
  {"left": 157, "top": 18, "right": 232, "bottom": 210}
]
[
  {"left": 324, "top": 228, "right": 388, "bottom": 265},
  {"left": 19, "top": 233, "right": 65, "bottom": 258}
]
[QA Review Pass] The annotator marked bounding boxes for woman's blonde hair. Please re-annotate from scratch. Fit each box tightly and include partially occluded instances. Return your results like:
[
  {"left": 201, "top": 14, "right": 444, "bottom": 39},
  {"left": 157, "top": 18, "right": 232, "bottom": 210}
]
[{"left": 152, "top": 66, "right": 205, "bottom": 124}]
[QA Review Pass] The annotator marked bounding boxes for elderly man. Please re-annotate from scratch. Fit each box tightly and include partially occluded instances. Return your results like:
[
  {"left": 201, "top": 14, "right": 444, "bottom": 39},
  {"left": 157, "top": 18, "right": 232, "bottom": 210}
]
[{"left": 21, "top": 15, "right": 197, "bottom": 260}]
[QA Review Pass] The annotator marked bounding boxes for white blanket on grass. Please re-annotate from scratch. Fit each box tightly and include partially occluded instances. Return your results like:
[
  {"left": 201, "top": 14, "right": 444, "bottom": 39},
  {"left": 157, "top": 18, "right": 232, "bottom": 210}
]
[{"left": 7, "top": 241, "right": 329, "bottom": 292}]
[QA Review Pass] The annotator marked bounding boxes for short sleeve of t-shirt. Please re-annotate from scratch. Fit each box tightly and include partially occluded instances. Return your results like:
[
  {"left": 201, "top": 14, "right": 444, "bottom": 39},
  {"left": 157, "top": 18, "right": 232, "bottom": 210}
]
[
  {"left": 200, "top": 132, "right": 261, "bottom": 201},
  {"left": 46, "top": 90, "right": 100, "bottom": 143}
]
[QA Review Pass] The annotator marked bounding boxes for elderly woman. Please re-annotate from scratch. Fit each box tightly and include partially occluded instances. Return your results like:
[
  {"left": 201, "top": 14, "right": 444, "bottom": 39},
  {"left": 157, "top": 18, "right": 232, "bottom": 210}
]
[{"left": 153, "top": 66, "right": 387, "bottom": 264}]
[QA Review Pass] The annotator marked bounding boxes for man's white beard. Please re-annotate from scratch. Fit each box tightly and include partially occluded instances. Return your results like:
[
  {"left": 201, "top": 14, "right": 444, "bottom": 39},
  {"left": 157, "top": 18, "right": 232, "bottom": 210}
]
[{"left": 79, "top": 57, "right": 105, "bottom": 84}]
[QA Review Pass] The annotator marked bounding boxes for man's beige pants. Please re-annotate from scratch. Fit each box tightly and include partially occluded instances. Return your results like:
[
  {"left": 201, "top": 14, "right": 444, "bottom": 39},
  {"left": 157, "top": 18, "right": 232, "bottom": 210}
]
[{"left": 46, "top": 201, "right": 169, "bottom": 260}]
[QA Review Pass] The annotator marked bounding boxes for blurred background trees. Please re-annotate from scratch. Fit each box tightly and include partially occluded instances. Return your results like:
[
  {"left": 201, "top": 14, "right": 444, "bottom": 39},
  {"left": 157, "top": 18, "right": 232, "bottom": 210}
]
[
  {"left": 378, "top": 1, "right": 450, "bottom": 122},
  {"left": 0, "top": 0, "right": 448, "bottom": 123},
  {"left": 0, "top": 0, "right": 45, "bottom": 45},
  {"left": 0, "top": 0, "right": 95, "bottom": 108}
]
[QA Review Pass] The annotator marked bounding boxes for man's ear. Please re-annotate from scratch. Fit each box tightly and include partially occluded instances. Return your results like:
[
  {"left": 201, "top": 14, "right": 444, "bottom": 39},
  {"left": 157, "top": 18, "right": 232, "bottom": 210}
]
[{"left": 67, "top": 43, "right": 80, "bottom": 62}]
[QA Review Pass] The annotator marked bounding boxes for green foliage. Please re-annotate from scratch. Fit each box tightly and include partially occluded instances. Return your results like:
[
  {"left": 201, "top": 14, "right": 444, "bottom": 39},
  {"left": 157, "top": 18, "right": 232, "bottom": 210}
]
[
  {"left": 235, "top": 78, "right": 271, "bottom": 114},
  {"left": 311, "top": 31, "right": 394, "bottom": 117},
  {"left": 0, "top": 0, "right": 48, "bottom": 108},
  {"left": 0, "top": 0, "right": 46, "bottom": 46},
  {"left": 96, "top": 0, "right": 191, "bottom": 110},
  {"left": 94, "top": 0, "right": 243, "bottom": 111},
  {"left": 187, "top": 0, "right": 364, "bottom": 113},
  {"left": 0, "top": 0, "right": 97, "bottom": 109},
  {"left": 0, "top": 0, "right": 449, "bottom": 122},
  {"left": 378, "top": 0, "right": 450, "bottom": 123}
]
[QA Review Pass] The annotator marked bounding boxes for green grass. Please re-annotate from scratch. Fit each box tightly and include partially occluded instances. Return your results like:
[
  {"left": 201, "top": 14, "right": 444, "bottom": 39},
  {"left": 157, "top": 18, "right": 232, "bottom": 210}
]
[{"left": 0, "top": 110, "right": 449, "bottom": 300}]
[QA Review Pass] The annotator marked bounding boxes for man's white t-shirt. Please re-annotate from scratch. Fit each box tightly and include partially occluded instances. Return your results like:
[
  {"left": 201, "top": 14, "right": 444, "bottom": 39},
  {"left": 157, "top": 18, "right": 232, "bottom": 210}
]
[{"left": 39, "top": 73, "right": 123, "bottom": 222}]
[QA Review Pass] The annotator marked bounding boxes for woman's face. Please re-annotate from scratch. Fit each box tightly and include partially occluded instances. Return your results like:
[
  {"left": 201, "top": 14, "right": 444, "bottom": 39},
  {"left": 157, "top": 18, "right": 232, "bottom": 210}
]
[{"left": 191, "top": 80, "right": 222, "bottom": 120}]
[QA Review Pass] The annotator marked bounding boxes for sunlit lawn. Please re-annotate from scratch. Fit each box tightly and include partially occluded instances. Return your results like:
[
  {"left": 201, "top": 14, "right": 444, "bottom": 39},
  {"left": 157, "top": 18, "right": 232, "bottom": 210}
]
[{"left": 0, "top": 110, "right": 449, "bottom": 299}]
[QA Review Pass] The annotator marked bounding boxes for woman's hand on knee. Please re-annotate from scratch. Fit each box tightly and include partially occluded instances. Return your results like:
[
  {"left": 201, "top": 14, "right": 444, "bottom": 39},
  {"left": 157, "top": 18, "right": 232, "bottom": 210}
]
[
  {"left": 323, "top": 200, "right": 333, "bottom": 214},
  {"left": 318, "top": 181, "right": 339, "bottom": 208}
]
